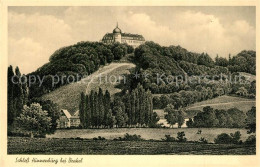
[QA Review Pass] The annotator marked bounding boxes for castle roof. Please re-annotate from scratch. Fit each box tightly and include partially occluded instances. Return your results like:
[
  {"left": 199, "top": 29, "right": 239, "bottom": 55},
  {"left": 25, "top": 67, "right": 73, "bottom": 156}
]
[{"left": 113, "top": 22, "right": 122, "bottom": 33}]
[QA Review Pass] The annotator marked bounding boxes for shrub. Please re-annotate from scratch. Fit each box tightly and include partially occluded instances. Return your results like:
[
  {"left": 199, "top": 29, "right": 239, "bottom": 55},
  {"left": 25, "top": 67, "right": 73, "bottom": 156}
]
[
  {"left": 199, "top": 137, "right": 208, "bottom": 144},
  {"left": 114, "top": 133, "right": 143, "bottom": 141},
  {"left": 161, "top": 135, "right": 175, "bottom": 142},
  {"left": 230, "top": 131, "right": 242, "bottom": 144},
  {"left": 177, "top": 131, "right": 187, "bottom": 142},
  {"left": 244, "top": 135, "right": 256, "bottom": 145},
  {"left": 214, "top": 133, "right": 233, "bottom": 144},
  {"left": 93, "top": 136, "right": 106, "bottom": 140},
  {"left": 214, "top": 131, "right": 241, "bottom": 144},
  {"left": 123, "top": 133, "right": 143, "bottom": 141}
]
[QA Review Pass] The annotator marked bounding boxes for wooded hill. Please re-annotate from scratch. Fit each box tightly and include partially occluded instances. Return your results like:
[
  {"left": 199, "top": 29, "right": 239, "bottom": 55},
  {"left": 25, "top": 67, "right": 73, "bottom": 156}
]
[{"left": 28, "top": 41, "right": 255, "bottom": 113}]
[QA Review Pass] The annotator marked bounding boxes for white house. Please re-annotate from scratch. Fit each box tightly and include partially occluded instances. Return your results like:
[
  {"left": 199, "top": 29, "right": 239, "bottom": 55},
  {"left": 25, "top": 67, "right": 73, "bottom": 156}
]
[{"left": 57, "top": 109, "right": 80, "bottom": 128}]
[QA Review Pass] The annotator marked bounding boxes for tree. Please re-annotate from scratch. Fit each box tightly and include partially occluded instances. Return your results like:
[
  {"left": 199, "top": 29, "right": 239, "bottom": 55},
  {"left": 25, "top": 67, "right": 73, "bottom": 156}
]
[
  {"left": 230, "top": 131, "right": 241, "bottom": 144},
  {"left": 214, "top": 133, "right": 233, "bottom": 144},
  {"left": 112, "top": 44, "right": 127, "bottom": 60},
  {"left": 8, "top": 66, "right": 29, "bottom": 126},
  {"left": 177, "top": 131, "right": 187, "bottom": 142},
  {"left": 245, "top": 106, "right": 256, "bottom": 134},
  {"left": 89, "top": 90, "right": 95, "bottom": 127},
  {"left": 8, "top": 65, "right": 15, "bottom": 125},
  {"left": 227, "top": 108, "right": 245, "bottom": 128},
  {"left": 164, "top": 104, "right": 178, "bottom": 128},
  {"left": 197, "top": 53, "right": 214, "bottom": 68},
  {"left": 104, "top": 90, "right": 111, "bottom": 126},
  {"left": 177, "top": 110, "right": 185, "bottom": 128},
  {"left": 186, "top": 118, "right": 193, "bottom": 128},
  {"left": 114, "top": 106, "right": 125, "bottom": 127},
  {"left": 85, "top": 95, "right": 92, "bottom": 128},
  {"left": 236, "top": 87, "right": 248, "bottom": 97},
  {"left": 105, "top": 109, "right": 116, "bottom": 128},
  {"left": 215, "top": 56, "right": 229, "bottom": 67},
  {"left": 30, "top": 99, "right": 60, "bottom": 133},
  {"left": 149, "top": 112, "right": 160, "bottom": 127},
  {"left": 98, "top": 88, "right": 105, "bottom": 127},
  {"left": 16, "top": 103, "right": 52, "bottom": 138},
  {"left": 215, "top": 88, "right": 224, "bottom": 97},
  {"left": 130, "top": 90, "right": 136, "bottom": 125},
  {"left": 79, "top": 92, "right": 86, "bottom": 127}
]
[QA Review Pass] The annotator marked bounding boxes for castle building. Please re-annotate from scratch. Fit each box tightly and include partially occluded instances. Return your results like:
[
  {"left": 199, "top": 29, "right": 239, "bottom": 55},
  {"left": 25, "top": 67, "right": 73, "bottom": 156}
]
[{"left": 102, "top": 23, "right": 145, "bottom": 48}]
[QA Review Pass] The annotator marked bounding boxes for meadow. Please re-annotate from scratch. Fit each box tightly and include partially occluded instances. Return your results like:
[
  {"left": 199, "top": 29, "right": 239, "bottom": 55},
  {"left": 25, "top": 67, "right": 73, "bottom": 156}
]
[
  {"left": 185, "top": 95, "right": 255, "bottom": 113},
  {"left": 8, "top": 137, "right": 255, "bottom": 155},
  {"left": 46, "top": 128, "right": 251, "bottom": 143},
  {"left": 41, "top": 62, "right": 135, "bottom": 113}
]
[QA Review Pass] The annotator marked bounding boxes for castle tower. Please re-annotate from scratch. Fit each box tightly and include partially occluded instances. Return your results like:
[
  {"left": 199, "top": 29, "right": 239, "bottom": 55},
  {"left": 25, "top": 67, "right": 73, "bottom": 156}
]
[{"left": 113, "top": 22, "right": 122, "bottom": 43}]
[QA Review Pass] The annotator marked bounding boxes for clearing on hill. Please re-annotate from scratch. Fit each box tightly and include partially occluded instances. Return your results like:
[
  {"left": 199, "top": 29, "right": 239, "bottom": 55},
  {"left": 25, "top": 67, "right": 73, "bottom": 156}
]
[
  {"left": 186, "top": 95, "right": 255, "bottom": 113},
  {"left": 41, "top": 62, "right": 135, "bottom": 114},
  {"left": 154, "top": 95, "right": 255, "bottom": 120}
]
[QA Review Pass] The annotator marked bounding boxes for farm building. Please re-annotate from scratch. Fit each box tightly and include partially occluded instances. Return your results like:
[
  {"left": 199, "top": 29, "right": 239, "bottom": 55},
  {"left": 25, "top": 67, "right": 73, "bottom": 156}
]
[{"left": 56, "top": 109, "right": 80, "bottom": 128}]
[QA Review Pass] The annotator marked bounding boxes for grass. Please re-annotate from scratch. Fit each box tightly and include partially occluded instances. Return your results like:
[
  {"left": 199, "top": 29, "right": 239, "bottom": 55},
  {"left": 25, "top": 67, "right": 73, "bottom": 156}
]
[
  {"left": 46, "top": 128, "right": 251, "bottom": 143},
  {"left": 185, "top": 95, "right": 255, "bottom": 113},
  {"left": 8, "top": 137, "right": 255, "bottom": 155},
  {"left": 41, "top": 62, "right": 135, "bottom": 113},
  {"left": 154, "top": 95, "right": 255, "bottom": 120}
]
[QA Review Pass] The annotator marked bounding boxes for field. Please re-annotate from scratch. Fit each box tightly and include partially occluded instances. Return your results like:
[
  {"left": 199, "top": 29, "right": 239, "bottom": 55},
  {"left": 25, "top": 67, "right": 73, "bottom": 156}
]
[
  {"left": 46, "top": 128, "right": 251, "bottom": 143},
  {"left": 41, "top": 62, "right": 135, "bottom": 113},
  {"left": 154, "top": 95, "right": 255, "bottom": 121},
  {"left": 186, "top": 95, "right": 255, "bottom": 113},
  {"left": 8, "top": 137, "right": 255, "bottom": 155}
]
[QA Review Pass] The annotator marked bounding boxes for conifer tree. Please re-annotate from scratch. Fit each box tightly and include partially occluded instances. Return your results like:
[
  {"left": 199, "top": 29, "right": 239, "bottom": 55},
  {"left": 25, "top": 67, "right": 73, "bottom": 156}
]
[
  {"left": 98, "top": 88, "right": 105, "bottom": 127},
  {"left": 79, "top": 92, "right": 86, "bottom": 127},
  {"left": 85, "top": 95, "right": 92, "bottom": 128}
]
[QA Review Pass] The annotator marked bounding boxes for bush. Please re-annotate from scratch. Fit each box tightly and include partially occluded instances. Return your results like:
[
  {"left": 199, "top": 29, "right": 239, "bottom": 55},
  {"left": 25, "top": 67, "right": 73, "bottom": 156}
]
[
  {"left": 199, "top": 137, "right": 208, "bottom": 144},
  {"left": 161, "top": 135, "right": 175, "bottom": 142},
  {"left": 230, "top": 131, "right": 242, "bottom": 144},
  {"left": 244, "top": 135, "right": 256, "bottom": 145},
  {"left": 114, "top": 133, "right": 143, "bottom": 141},
  {"left": 214, "top": 131, "right": 241, "bottom": 144},
  {"left": 177, "top": 131, "right": 187, "bottom": 142},
  {"left": 93, "top": 136, "right": 106, "bottom": 140},
  {"left": 214, "top": 133, "right": 233, "bottom": 144}
]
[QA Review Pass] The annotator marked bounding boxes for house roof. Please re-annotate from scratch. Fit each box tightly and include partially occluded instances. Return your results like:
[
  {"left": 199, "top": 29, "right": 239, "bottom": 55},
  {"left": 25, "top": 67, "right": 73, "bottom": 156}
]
[
  {"left": 70, "top": 110, "right": 80, "bottom": 119},
  {"left": 61, "top": 109, "right": 71, "bottom": 119},
  {"left": 73, "top": 110, "right": 79, "bottom": 116}
]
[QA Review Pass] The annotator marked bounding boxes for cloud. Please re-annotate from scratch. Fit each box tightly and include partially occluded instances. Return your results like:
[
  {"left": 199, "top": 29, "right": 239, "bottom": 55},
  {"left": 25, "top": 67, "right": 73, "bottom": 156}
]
[
  {"left": 120, "top": 10, "right": 255, "bottom": 58},
  {"left": 8, "top": 11, "right": 76, "bottom": 74},
  {"left": 8, "top": 37, "right": 47, "bottom": 74},
  {"left": 8, "top": 7, "right": 255, "bottom": 74}
]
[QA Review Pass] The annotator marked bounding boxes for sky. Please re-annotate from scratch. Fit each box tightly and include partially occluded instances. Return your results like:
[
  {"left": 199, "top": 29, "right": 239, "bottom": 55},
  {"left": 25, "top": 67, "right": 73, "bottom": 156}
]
[{"left": 8, "top": 6, "right": 256, "bottom": 74}]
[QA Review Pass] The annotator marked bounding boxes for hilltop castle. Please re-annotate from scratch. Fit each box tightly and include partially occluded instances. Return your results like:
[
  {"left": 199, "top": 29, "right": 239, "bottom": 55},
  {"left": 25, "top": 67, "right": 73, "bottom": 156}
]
[{"left": 102, "top": 23, "right": 145, "bottom": 48}]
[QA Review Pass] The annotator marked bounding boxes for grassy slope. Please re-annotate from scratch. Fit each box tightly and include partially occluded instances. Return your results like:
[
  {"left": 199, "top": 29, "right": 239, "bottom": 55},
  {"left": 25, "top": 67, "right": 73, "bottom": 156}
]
[
  {"left": 154, "top": 95, "right": 255, "bottom": 119},
  {"left": 239, "top": 72, "right": 256, "bottom": 82},
  {"left": 186, "top": 95, "right": 255, "bottom": 113},
  {"left": 8, "top": 137, "right": 255, "bottom": 155},
  {"left": 41, "top": 62, "right": 135, "bottom": 113}
]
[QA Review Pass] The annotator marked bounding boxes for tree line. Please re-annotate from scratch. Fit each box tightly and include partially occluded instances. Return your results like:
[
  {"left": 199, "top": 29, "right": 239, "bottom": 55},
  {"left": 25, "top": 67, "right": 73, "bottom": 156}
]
[
  {"left": 8, "top": 65, "right": 61, "bottom": 137},
  {"left": 79, "top": 84, "right": 159, "bottom": 128},
  {"left": 186, "top": 106, "right": 256, "bottom": 129},
  {"left": 8, "top": 66, "right": 29, "bottom": 126}
]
